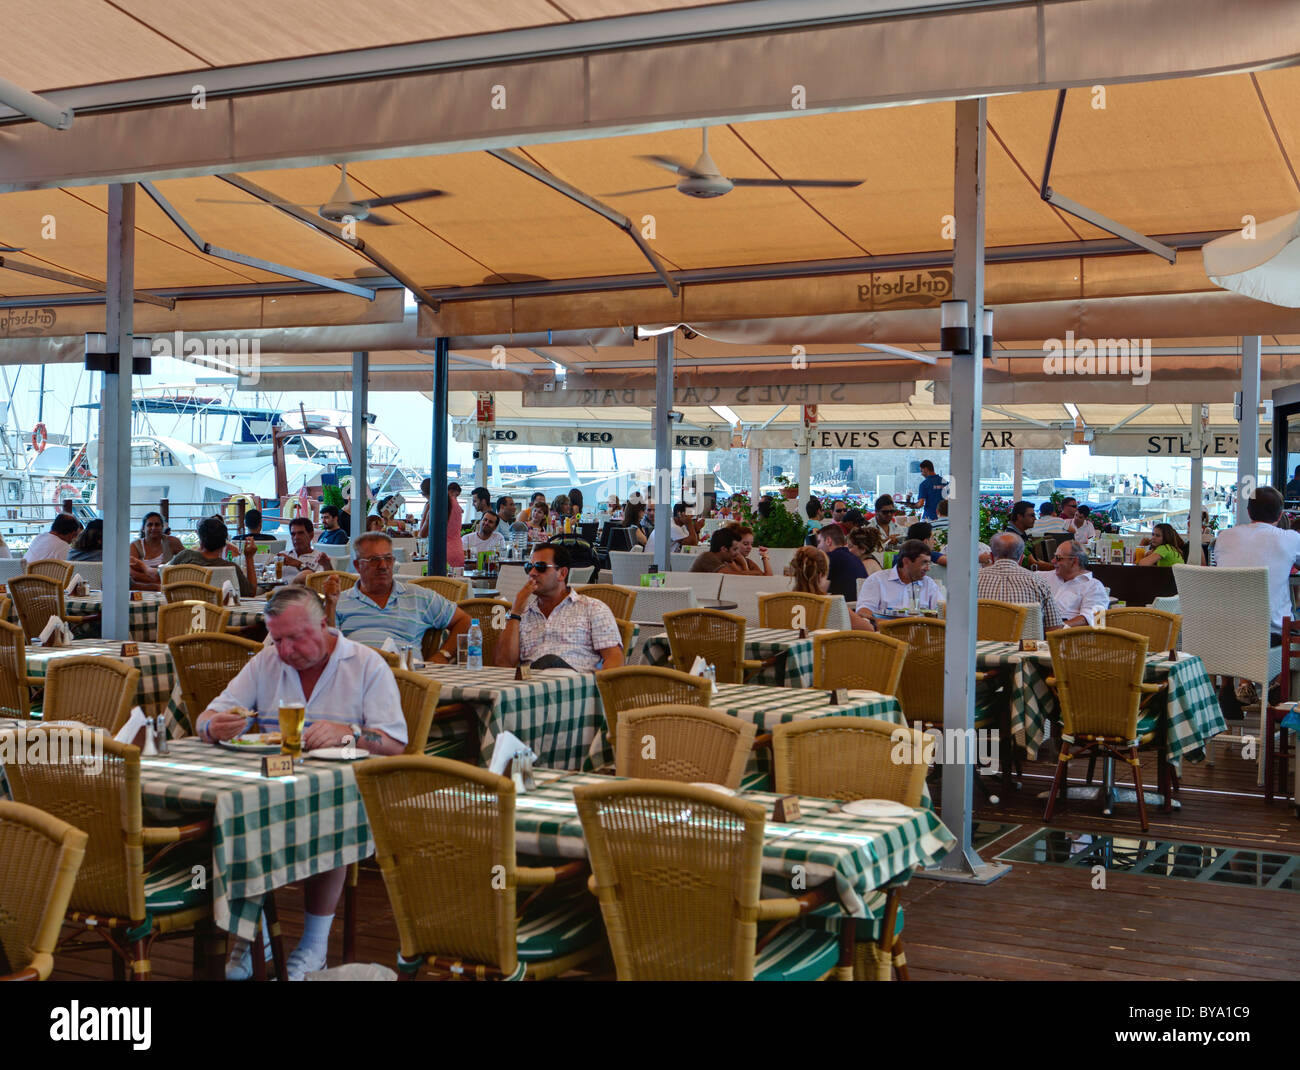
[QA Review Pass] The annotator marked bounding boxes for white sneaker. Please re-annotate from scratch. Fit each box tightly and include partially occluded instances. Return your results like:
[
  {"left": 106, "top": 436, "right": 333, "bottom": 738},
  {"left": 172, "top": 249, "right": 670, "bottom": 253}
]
[
  {"left": 286, "top": 943, "right": 328, "bottom": 981},
  {"left": 225, "top": 931, "right": 272, "bottom": 980}
]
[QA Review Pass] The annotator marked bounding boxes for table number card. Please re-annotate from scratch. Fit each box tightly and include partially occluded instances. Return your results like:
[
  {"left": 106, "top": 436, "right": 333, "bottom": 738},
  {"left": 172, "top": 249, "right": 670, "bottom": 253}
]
[
  {"left": 772, "top": 796, "right": 802, "bottom": 823},
  {"left": 261, "top": 754, "right": 294, "bottom": 777},
  {"left": 120, "top": 642, "right": 139, "bottom": 657},
  {"left": 830, "top": 688, "right": 847, "bottom": 705},
  {"left": 1019, "top": 639, "right": 1043, "bottom": 653}
]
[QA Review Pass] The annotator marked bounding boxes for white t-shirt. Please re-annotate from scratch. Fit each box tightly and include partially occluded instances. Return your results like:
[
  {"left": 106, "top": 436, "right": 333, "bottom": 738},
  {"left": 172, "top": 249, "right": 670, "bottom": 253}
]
[
  {"left": 644, "top": 522, "right": 689, "bottom": 560},
  {"left": 25, "top": 531, "right": 69, "bottom": 562},
  {"left": 1212, "top": 522, "right": 1300, "bottom": 633},
  {"left": 1068, "top": 519, "right": 1097, "bottom": 544},
  {"left": 463, "top": 529, "right": 506, "bottom": 555}
]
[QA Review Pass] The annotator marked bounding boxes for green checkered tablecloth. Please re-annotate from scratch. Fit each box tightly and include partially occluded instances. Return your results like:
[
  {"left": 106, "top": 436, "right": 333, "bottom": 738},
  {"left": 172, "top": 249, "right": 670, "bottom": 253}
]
[
  {"left": 138, "top": 740, "right": 372, "bottom": 940},
  {"left": 24, "top": 639, "right": 189, "bottom": 736},
  {"left": 65, "top": 593, "right": 267, "bottom": 644},
  {"left": 514, "top": 769, "right": 954, "bottom": 920},
  {"left": 642, "top": 627, "right": 816, "bottom": 688},
  {"left": 975, "top": 640, "right": 1227, "bottom": 765},
  {"left": 413, "top": 665, "right": 603, "bottom": 772}
]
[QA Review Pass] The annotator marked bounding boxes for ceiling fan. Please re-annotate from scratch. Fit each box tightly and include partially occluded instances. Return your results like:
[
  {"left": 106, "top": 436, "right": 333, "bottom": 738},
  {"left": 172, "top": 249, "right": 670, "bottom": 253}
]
[
  {"left": 604, "top": 128, "right": 865, "bottom": 199},
  {"left": 197, "top": 164, "right": 446, "bottom": 226}
]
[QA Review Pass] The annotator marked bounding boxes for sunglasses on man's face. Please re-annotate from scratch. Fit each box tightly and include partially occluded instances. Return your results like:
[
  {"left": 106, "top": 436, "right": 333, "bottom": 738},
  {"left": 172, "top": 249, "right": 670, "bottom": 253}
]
[{"left": 523, "top": 561, "right": 558, "bottom": 573}]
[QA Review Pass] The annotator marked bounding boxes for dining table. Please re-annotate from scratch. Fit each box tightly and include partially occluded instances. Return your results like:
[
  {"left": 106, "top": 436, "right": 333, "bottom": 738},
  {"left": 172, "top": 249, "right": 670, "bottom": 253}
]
[
  {"left": 641, "top": 626, "right": 816, "bottom": 688},
  {"left": 515, "top": 769, "right": 955, "bottom": 923},
  {"left": 23, "top": 638, "right": 191, "bottom": 734},
  {"left": 63, "top": 591, "right": 268, "bottom": 644},
  {"left": 974, "top": 639, "right": 1226, "bottom": 767}
]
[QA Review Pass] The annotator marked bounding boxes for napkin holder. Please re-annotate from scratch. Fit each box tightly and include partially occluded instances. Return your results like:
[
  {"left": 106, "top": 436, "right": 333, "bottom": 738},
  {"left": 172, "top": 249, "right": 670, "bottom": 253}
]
[
  {"left": 221, "top": 580, "right": 238, "bottom": 606},
  {"left": 829, "top": 688, "right": 847, "bottom": 706},
  {"left": 37, "top": 615, "right": 71, "bottom": 648},
  {"left": 514, "top": 663, "right": 531, "bottom": 681},
  {"left": 65, "top": 573, "right": 84, "bottom": 597},
  {"left": 772, "top": 796, "right": 802, "bottom": 823},
  {"left": 114, "top": 705, "right": 150, "bottom": 749}
]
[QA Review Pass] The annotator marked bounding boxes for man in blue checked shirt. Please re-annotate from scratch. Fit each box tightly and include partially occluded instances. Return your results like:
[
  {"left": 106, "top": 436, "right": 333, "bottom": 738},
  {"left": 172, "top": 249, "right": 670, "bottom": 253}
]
[{"left": 324, "top": 531, "right": 472, "bottom": 661}]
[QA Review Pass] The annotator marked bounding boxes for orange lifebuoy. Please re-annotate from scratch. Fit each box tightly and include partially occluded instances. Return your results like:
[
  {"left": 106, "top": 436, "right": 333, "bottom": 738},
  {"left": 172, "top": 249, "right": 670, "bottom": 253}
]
[
  {"left": 31, "top": 423, "right": 47, "bottom": 453},
  {"left": 52, "top": 483, "right": 79, "bottom": 505}
]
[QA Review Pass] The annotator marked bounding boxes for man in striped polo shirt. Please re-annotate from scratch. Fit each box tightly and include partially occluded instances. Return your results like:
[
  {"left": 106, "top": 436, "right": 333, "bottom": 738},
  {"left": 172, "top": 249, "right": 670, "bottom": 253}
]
[{"left": 326, "top": 532, "right": 472, "bottom": 661}]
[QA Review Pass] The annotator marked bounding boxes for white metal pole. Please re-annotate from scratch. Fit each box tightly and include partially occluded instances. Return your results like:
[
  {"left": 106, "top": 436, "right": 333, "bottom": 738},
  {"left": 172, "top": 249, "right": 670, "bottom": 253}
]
[
  {"left": 936, "top": 98, "right": 1006, "bottom": 883},
  {"left": 653, "top": 333, "right": 673, "bottom": 573},
  {"left": 351, "top": 350, "right": 368, "bottom": 526},
  {"left": 101, "top": 184, "right": 134, "bottom": 641},
  {"left": 749, "top": 446, "right": 763, "bottom": 501},
  {"left": 1238, "top": 336, "right": 1261, "bottom": 525},
  {"left": 1188, "top": 403, "right": 1206, "bottom": 566},
  {"left": 1012, "top": 448, "right": 1024, "bottom": 502},
  {"left": 797, "top": 432, "right": 812, "bottom": 520}
]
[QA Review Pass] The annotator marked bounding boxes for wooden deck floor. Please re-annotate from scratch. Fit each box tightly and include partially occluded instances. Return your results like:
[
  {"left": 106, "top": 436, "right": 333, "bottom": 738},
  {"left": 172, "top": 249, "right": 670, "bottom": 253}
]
[{"left": 50, "top": 732, "right": 1300, "bottom": 982}]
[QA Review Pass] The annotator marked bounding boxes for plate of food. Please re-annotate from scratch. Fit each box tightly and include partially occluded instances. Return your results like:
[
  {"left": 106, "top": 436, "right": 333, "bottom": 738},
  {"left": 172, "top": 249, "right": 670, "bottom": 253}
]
[{"left": 218, "top": 731, "right": 282, "bottom": 754}]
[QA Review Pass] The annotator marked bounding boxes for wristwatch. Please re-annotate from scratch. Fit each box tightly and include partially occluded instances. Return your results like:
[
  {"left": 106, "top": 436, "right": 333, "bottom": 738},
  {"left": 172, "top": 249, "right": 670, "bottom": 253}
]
[
  {"left": 507, "top": 612, "right": 522, "bottom": 622},
  {"left": 348, "top": 723, "right": 362, "bottom": 743}
]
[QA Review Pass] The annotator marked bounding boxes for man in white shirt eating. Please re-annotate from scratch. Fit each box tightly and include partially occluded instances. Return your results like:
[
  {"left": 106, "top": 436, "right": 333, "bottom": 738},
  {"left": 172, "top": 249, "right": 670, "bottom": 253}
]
[
  {"left": 195, "top": 585, "right": 406, "bottom": 981},
  {"left": 463, "top": 510, "right": 507, "bottom": 558},
  {"left": 856, "top": 539, "right": 943, "bottom": 615},
  {"left": 1042, "top": 540, "right": 1109, "bottom": 627},
  {"left": 277, "top": 517, "right": 333, "bottom": 583}
]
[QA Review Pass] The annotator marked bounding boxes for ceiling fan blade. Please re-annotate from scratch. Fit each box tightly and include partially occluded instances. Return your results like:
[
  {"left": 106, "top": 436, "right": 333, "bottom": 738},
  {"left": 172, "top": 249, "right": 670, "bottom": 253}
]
[
  {"left": 728, "top": 177, "right": 864, "bottom": 188},
  {"left": 194, "top": 198, "right": 322, "bottom": 207},
  {"left": 601, "top": 185, "right": 678, "bottom": 197},
  {"left": 636, "top": 154, "right": 706, "bottom": 179},
  {"left": 360, "top": 212, "right": 397, "bottom": 226},
  {"left": 356, "top": 188, "right": 447, "bottom": 209}
]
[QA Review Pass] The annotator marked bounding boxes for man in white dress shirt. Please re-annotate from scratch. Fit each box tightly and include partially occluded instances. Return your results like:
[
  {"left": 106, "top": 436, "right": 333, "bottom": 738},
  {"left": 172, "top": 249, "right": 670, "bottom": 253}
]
[
  {"left": 196, "top": 586, "right": 406, "bottom": 981},
  {"left": 856, "top": 539, "right": 943, "bottom": 615},
  {"left": 1041, "top": 540, "right": 1109, "bottom": 627}
]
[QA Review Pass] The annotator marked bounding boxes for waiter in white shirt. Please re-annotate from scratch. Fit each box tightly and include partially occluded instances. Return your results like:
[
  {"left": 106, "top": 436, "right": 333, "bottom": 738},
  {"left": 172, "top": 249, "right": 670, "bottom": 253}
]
[
  {"left": 1213, "top": 486, "right": 1300, "bottom": 638},
  {"left": 1042, "top": 540, "right": 1109, "bottom": 627}
]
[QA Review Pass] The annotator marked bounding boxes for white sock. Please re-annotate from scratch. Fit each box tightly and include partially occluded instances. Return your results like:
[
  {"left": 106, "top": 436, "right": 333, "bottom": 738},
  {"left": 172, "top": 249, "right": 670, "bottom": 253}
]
[{"left": 298, "top": 912, "right": 334, "bottom": 954}]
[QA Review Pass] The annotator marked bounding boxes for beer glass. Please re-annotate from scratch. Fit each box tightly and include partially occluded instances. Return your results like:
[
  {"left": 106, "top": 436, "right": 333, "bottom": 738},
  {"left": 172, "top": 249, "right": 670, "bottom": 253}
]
[{"left": 279, "top": 703, "right": 306, "bottom": 761}]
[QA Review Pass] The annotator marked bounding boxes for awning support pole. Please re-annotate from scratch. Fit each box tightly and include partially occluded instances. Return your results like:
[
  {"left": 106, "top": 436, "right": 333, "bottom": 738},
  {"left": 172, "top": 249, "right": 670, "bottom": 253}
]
[
  {"left": 431, "top": 337, "right": 450, "bottom": 576},
  {"left": 1238, "top": 336, "right": 1261, "bottom": 526},
  {"left": 351, "top": 351, "right": 369, "bottom": 525},
  {"left": 101, "top": 184, "right": 134, "bottom": 641},
  {"left": 931, "top": 97, "right": 1008, "bottom": 885},
  {"left": 797, "top": 427, "right": 812, "bottom": 522},
  {"left": 653, "top": 333, "right": 673, "bottom": 573},
  {"left": 1188, "top": 403, "right": 1207, "bottom": 566},
  {"left": 748, "top": 446, "right": 763, "bottom": 501},
  {"left": 1012, "top": 448, "right": 1024, "bottom": 502}
]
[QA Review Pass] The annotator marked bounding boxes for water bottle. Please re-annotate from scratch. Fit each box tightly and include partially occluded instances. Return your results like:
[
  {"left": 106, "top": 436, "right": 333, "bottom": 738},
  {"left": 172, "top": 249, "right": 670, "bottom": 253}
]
[{"left": 466, "top": 620, "right": 483, "bottom": 670}]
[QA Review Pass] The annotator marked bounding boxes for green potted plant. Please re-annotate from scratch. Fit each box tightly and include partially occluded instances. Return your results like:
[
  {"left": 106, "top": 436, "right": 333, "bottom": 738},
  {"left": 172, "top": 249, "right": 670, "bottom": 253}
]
[
  {"left": 741, "top": 497, "right": 807, "bottom": 548},
  {"left": 774, "top": 474, "right": 800, "bottom": 501}
]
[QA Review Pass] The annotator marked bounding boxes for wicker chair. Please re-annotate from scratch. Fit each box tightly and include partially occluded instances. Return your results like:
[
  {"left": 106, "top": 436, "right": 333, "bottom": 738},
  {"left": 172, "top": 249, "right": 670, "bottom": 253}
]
[
  {"left": 407, "top": 576, "right": 470, "bottom": 602},
  {"left": 596, "top": 665, "right": 712, "bottom": 760},
  {"left": 353, "top": 756, "right": 605, "bottom": 980},
  {"left": 1043, "top": 627, "right": 1162, "bottom": 831},
  {"left": 1265, "top": 615, "right": 1300, "bottom": 805},
  {"left": 42, "top": 655, "right": 140, "bottom": 734},
  {"left": 662, "top": 609, "right": 762, "bottom": 684},
  {"left": 156, "top": 600, "right": 232, "bottom": 644},
  {"left": 0, "top": 618, "right": 37, "bottom": 719},
  {"left": 811, "top": 631, "right": 908, "bottom": 694},
  {"left": 1104, "top": 608, "right": 1182, "bottom": 653},
  {"left": 8, "top": 574, "right": 98, "bottom": 639},
  {"left": 25, "top": 560, "right": 74, "bottom": 586},
  {"left": 167, "top": 633, "right": 264, "bottom": 735},
  {"left": 1, "top": 726, "right": 264, "bottom": 980},
  {"left": 375, "top": 648, "right": 401, "bottom": 668},
  {"left": 771, "top": 715, "right": 930, "bottom": 980},
  {"left": 577, "top": 584, "right": 638, "bottom": 621},
  {"left": 305, "top": 570, "right": 358, "bottom": 594},
  {"left": 574, "top": 779, "right": 844, "bottom": 980},
  {"left": 616, "top": 704, "right": 756, "bottom": 788},
  {"left": 976, "top": 600, "right": 1030, "bottom": 642},
  {"left": 757, "top": 592, "right": 832, "bottom": 632},
  {"left": 0, "top": 595, "right": 10, "bottom": 622},
  {"left": 159, "top": 564, "right": 214, "bottom": 585},
  {"left": 0, "top": 800, "right": 88, "bottom": 980},
  {"left": 876, "top": 617, "right": 1007, "bottom": 799},
  {"left": 459, "top": 598, "right": 510, "bottom": 667},
  {"left": 162, "top": 581, "right": 224, "bottom": 606},
  {"left": 615, "top": 618, "right": 636, "bottom": 660}
]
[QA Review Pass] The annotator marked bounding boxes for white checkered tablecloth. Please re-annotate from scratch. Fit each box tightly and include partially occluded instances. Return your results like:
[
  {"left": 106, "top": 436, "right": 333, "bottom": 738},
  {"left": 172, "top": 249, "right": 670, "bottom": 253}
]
[{"left": 641, "top": 627, "right": 816, "bottom": 688}]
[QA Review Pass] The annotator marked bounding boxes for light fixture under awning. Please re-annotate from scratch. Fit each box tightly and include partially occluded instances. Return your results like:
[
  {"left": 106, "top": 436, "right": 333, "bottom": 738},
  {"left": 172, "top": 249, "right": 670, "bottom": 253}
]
[{"left": 1203, "top": 211, "right": 1300, "bottom": 309}]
